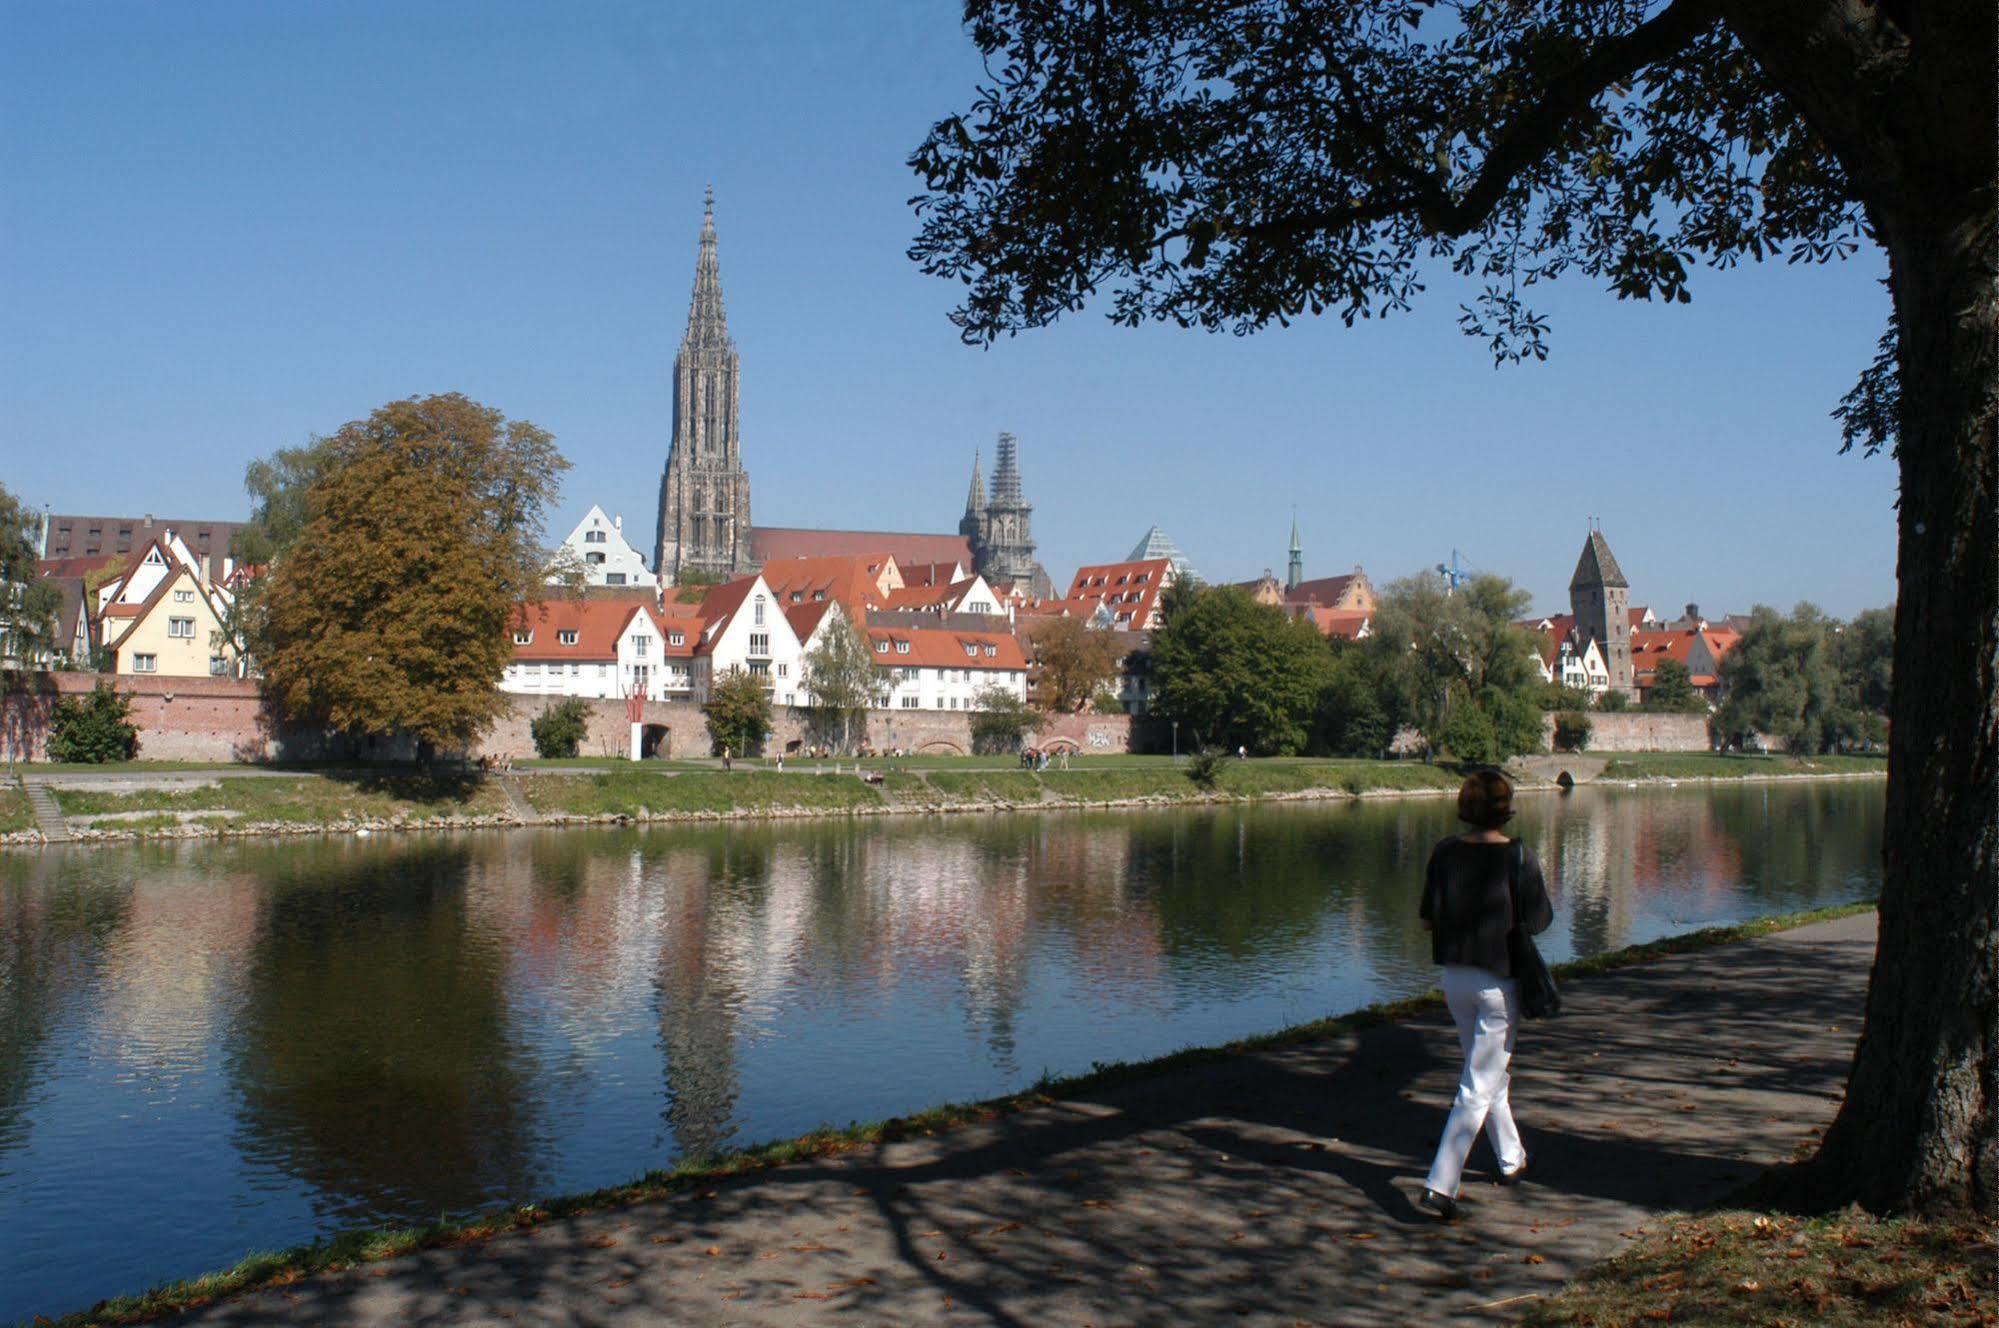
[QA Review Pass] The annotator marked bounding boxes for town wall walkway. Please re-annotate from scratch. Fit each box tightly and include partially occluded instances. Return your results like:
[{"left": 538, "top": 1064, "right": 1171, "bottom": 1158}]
[{"left": 165, "top": 913, "right": 1876, "bottom": 1327}]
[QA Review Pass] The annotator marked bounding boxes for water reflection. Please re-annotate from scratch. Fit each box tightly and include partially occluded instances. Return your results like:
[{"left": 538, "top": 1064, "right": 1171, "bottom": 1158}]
[{"left": 0, "top": 781, "right": 1882, "bottom": 1322}]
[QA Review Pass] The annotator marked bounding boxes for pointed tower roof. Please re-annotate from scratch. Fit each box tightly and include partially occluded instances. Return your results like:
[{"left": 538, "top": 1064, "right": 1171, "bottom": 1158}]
[
  {"left": 964, "top": 451, "right": 986, "bottom": 515},
  {"left": 1569, "top": 529, "right": 1629, "bottom": 591},
  {"left": 683, "top": 186, "right": 731, "bottom": 351},
  {"left": 1288, "top": 511, "right": 1302, "bottom": 557}
]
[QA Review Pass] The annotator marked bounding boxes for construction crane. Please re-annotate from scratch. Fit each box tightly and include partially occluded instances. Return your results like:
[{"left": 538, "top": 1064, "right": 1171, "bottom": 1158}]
[{"left": 1434, "top": 548, "right": 1474, "bottom": 594}]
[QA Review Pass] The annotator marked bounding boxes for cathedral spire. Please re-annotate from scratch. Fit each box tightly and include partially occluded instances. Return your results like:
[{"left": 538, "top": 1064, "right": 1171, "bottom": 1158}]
[
  {"left": 684, "top": 186, "right": 731, "bottom": 350},
  {"left": 990, "top": 432, "right": 1024, "bottom": 505},
  {"left": 964, "top": 450, "right": 985, "bottom": 516},
  {"left": 1287, "top": 509, "right": 1303, "bottom": 593}
]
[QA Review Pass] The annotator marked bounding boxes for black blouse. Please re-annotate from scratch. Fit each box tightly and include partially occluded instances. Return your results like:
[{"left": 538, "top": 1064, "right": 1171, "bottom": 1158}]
[{"left": 1419, "top": 836, "right": 1554, "bottom": 977}]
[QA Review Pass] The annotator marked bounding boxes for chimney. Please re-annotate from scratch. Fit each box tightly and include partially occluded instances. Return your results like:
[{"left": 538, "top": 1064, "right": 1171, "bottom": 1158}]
[
  {"left": 143, "top": 514, "right": 153, "bottom": 528},
  {"left": 614, "top": 514, "right": 623, "bottom": 531}
]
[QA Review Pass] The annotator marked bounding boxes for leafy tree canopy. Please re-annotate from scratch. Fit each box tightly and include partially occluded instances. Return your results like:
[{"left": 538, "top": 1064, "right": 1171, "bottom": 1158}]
[
  {"left": 47, "top": 682, "right": 139, "bottom": 763},
  {"left": 1367, "top": 571, "right": 1540, "bottom": 751},
  {"left": 801, "top": 615, "right": 888, "bottom": 753},
  {"left": 969, "top": 685, "right": 1037, "bottom": 754},
  {"left": 1644, "top": 657, "right": 1706, "bottom": 713},
  {"left": 530, "top": 697, "right": 593, "bottom": 760},
  {"left": 0, "top": 482, "right": 60, "bottom": 664},
  {"left": 1715, "top": 603, "right": 1886, "bottom": 754},
  {"left": 254, "top": 394, "right": 567, "bottom": 755},
  {"left": 1150, "top": 584, "right": 1329, "bottom": 754},
  {"left": 702, "top": 669, "right": 773, "bottom": 757}
]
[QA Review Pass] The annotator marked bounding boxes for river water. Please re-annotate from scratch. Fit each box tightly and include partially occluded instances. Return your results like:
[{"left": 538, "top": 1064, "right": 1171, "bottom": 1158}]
[{"left": 0, "top": 780, "right": 1882, "bottom": 1320}]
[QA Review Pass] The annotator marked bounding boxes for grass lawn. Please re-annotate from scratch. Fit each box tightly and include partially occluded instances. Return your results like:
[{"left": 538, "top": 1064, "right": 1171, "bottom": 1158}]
[
  {"left": 1599, "top": 752, "right": 1889, "bottom": 780},
  {"left": 50, "top": 772, "right": 509, "bottom": 826},
  {"left": 521, "top": 770, "right": 887, "bottom": 817},
  {"left": 0, "top": 782, "right": 33, "bottom": 834},
  {"left": 1522, "top": 1208, "right": 1993, "bottom": 1327},
  {"left": 922, "top": 770, "right": 1051, "bottom": 804}
]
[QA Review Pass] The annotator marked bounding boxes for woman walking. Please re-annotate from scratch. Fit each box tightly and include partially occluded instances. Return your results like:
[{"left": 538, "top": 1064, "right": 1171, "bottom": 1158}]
[{"left": 1418, "top": 770, "right": 1554, "bottom": 1220}]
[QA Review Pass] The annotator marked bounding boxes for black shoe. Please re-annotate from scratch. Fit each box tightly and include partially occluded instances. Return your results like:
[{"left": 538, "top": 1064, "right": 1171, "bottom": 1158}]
[
  {"left": 1419, "top": 1187, "right": 1460, "bottom": 1221},
  {"left": 1498, "top": 1159, "right": 1529, "bottom": 1186}
]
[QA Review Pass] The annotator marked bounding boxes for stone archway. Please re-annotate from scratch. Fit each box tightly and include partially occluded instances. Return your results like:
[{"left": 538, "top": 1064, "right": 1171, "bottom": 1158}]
[
  {"left": 916, "top": 738, "right": 966, "bottom": 756},
  {"left": 1039, "top": 737, "right": 1081, "bottom": 754},
  {"left": 641, "top": 724, "right": 670, "bottom": 759}
]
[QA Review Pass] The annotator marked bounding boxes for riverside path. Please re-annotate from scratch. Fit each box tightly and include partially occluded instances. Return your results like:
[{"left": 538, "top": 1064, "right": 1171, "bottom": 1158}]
[{"left": 159, "top": 913, "right": 1875, "bottom": 1327}]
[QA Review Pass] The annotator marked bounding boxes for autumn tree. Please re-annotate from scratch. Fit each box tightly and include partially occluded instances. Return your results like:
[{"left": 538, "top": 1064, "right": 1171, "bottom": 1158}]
[
  {"left": 1028, "top": 615, "right": 1124, "bottom": 712},
  {"left": 800, "top": 615, "right": 888, "bottom": 753},
  {"left": 254, "top": 394, "right": 567, "bottom": 759},
  {"left": 911, "top": 1, "right": 1994, "bottom": 1216}
]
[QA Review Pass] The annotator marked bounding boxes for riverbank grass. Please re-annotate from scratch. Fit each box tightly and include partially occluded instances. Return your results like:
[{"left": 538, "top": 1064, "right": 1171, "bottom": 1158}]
[
  {"left": 522, "top": 769, "right": 887, "bottom": 817},
  {"left": 49, "top": 772, "right": 508, "bottom": 826},
  {"left": 1521, "top": 1209, "right": 1994, "bottom": 1328},
  {"left": 0, "top": 781, "right": 32, "bottom": 834},
  {"left": 1598, "top": 752, "right": 1887, "bottom": 780}
]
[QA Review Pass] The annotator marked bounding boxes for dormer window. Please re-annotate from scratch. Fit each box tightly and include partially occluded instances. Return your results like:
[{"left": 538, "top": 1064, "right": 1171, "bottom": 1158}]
[
  {"left": 558, "top": 629, "right": 579, "bottom": 646},
  {"left": 983, "top": 644, "right": 997, "bottom": 657},
  {"left": 895, "top": 640, "right": 910, "bottom": 654},
  {"left": 813, "top": 590, "right": 825, "bottom": 601},
  {"left": 963, "top": 643, "right": 977, "bottom": 658},
  {"left": 874, "top": 640, "right": 888, "bottom": 653},
  {"left": 668, "top": 631, "right": 684, "bottom": 646},
  {"left": 513, "top": 630, "right": 533, "bottom": 645}
]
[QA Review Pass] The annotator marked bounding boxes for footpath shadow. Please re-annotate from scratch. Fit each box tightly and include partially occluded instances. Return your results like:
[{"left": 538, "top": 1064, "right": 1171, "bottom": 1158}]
[{"left": 176, "top": 917, "right": 1876, "bottom": 1328}]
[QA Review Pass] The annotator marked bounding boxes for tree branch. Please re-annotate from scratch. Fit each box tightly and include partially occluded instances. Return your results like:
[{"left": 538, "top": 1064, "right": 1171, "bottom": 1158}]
[{"left": 1241, "top": 0, "right": 1723, "bottom": 244}]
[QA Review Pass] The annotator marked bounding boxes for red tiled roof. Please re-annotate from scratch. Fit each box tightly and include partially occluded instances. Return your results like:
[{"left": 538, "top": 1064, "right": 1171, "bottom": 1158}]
[
  {"left": 899, "top": 560, "right": 965, "bottom": 588},
  {"left": 1307, "top": 608, "right": 1370, "bottom": 640},
  {"left": 1066, "top": 558, "right": 1170, "bottom": 629},
  {"left": 759, "top": 555, "right": 896, "bottom": 618},
  {"left": 752, "top": 527, "right": 973, "bottom": 570},
  {"left": 38, "top": 554, "right": 125, "bottom": 580},
  {"left": 1287, "top": 573, "right": 1358, "bottom": 606},
  {"left": 509, "top": 599, "right": 642, "bottom": 661},
  {"left": 783, "top": 600, "right": 835, "bottom": 642},
  {"left": 867, "top": 626, "right": 1027, "bottom": 671}
]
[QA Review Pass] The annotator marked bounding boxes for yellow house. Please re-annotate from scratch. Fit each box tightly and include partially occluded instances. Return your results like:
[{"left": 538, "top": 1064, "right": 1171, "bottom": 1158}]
[{"left": 102, "top": 559, "right": 239, "bottom": 678}]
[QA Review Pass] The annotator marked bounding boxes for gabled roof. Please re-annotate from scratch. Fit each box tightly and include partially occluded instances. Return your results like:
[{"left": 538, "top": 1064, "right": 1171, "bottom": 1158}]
[
  {"left": 867, "top": 626, "right": 1027, "bottom": 671},
  {"left": 509, "top": 599, "right": 644, "bottom": 661},
  {"left": 759, "top": 554, "right": 898, "bottom": 618},
  {"left": 783, "top": 600, "right": 837, "bottom": 643},
  {"left": 1066, "top": 558, "right": 1171, "bottom": 629},
  {"left": 99, "top": 562, "right": 219, "bottom": 652},
  {"left": 1570, "top": 530, "right": 1629, "bottom": 590},
  {"left": 899, "top": 560, "right": 967, "bottom": 589},
  {"left": 644, "top": 607, "right": 701, "bottom": 655},
  {"left": 37, "top": 554, "right": 125, "bottom": 580},
  {"left": 1305, "top": 608, "right": 1371, "bottom": 640},
  {"left": 1287, "top": 573, "right": 1360, "bottom": 606}
]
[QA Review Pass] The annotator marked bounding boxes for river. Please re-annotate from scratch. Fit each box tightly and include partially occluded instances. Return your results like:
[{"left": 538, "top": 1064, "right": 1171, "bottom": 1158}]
[{"left": 0, "top": 779, "right": 1882, "bottom": 1321}]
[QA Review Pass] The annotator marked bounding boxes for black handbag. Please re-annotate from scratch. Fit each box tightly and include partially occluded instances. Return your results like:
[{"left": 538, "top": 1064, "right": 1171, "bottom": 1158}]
[{"left": 1506, "top": 840, "right": 1561, "bottom": 1019}]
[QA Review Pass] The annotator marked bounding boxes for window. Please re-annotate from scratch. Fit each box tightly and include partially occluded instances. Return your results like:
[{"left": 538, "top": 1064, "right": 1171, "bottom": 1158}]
[
  {"left": 633, "top": 636, "right": 650, "bottom": 656},
  {"left": 748, "top": 632, "right": 769, "bottom": 656},
  {"left": 167, "top": 617, "right": 195, "bottom": 638},
  {"left": 776, "top": 662, "right": 788, "bottom": 677},
  {"left": 584, "top": 530, "right": 606, "bottom": 543},
  {"left": 173, "top": 589, "right": 194, "bottom": 603},
  {"left": 585, "top": 551, "right": 605, "bottom": 565},
  {"left": 747, "top": 660, "right": 770, "bottom": 676},
  {"left": 984, "top": 644, "right": 997, "bottom": 657},
  {"left": 900, "top": 695, "right": 918, "bottom": 708},
  {"left": 133, "top": 653, "right": 157, "bottom": 672},
  {"left": 514, "top": 630, "right": 533, "bottom": 645},
  {"left": 963, "top": 642, "right": 977, "bottom": 658},
  {"left": 789, "top": 591, "right": 802, "bottom": 602},
  {"left": 606, "top": 572, "right": 626, "bottom": 585},
  {"left": 753, "top": 595, "right": 766, "bottom": 626},
  {"left": 558, "top": 629, "right": 578, "bottom": 645},
  {"left": 568, "top": 663, "right": 578, "bottom": 675},
  {"left": 668, "top": 631, "right": 684, "bottom": 646},
  {"left": 895, "top": 640, "right": 910, "bottom": 654},
  {"left": 874, "top": 640, "right": 888, "bottom": 653},
  {"left": 813, "top": 590, "right": 826, "bottom": 601},
  {"left": 209, "top": 656, "right": 227, "bottom": 676}
]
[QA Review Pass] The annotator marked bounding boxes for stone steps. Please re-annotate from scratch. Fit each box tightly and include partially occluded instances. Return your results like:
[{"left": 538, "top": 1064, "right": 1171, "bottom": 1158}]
[
  {"left": 20, "top": 780, "right": 70, "bottom": 843},
  {"left": 495, "top": 774, "right": 542, "bottom": 825}
]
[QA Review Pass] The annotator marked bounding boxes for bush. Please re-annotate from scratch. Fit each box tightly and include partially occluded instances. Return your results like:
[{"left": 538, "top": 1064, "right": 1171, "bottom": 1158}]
[
  {"left": 1553, "top": 711, "right": 1593, "bottom": 752},
  {"left": 529, "top": 697, "right": 592, "bottom": 759},
  {"left": 969, "top": 688, "right": 1035, "bottom": 754},
  {"left": 1184, "top": 749, "right": 1225, "bottom": 789},
  {"left": 702, "top": 669, "right": 772, "bottom": 757},
  {"left": 1595, "top": 688, "right": 1630, "bottom": 712},
  {"left": 46, "top": 683, "right": 139, "bottom": 763},
  {"left": 1088, "top": 686, "right": 1125, "bottom": 714}
]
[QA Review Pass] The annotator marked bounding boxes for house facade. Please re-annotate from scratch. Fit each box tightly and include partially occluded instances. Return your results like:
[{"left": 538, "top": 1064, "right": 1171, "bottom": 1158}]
[
  {"left": 869, "top": 625, "right": 1028, "bottom": 712},
  {"left": 94, "top": 536, "right": 241, "bottom": 678},
  {"left": 550, "top": 505, "right": 651, "bottom": 588}
]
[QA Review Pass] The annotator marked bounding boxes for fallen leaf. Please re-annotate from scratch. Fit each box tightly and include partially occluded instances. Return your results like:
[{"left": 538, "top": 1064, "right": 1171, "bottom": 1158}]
[
  {"left": 586, "top": 1235, "right": 620, "bottom": 1249},
  {"left": 1736, "top": 1279, "right": 1761, "bottom": 1293},
  {"left": 706, "top": 1246, "right": 721, "bottom": 1256},
  {"left": 1523, "top": 1254, "right": 1545, "bottom": 1265}
]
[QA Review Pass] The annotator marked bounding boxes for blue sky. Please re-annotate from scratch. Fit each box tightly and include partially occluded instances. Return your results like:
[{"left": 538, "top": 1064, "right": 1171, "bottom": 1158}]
[{"left": 0, "top": 1, "right": 1897, "bottom": 617}]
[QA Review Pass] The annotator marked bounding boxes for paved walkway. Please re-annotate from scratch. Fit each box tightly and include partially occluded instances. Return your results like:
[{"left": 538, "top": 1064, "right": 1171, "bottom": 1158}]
[{"left": 175, "top": 914, "right": 1876, "bottom": 1327}]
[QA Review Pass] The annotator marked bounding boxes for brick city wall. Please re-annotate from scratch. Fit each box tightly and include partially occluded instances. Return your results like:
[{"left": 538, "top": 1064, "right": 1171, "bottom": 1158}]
[
  {"left": 1544, "top": 710, "right": 1710, "bottom": 753},
  {"left": 0, "top": 673, "right": 1141, "bottom": 763}
]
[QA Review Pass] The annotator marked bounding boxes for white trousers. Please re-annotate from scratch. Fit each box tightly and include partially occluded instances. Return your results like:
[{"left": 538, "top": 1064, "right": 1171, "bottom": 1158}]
[{"left": 1424, "top": 964, "right": 1527, "bottom": 1198}]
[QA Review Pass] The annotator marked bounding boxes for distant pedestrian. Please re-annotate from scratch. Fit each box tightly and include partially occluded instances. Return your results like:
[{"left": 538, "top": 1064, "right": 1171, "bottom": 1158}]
[
  {"left": 1417, "top": 770, "right": 1553, "bottom": 1221},
  {"left": 722, "top": 746, "right": 732, "bottom": 772},
  {"left": 1237, "top": 744, "right": 1247, "bottom": 760}
]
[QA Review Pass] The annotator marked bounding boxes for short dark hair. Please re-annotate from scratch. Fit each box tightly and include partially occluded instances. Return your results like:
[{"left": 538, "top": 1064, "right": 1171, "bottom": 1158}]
[{"left": 1457, "top": 770, "right": 1515, "bottom": 828}]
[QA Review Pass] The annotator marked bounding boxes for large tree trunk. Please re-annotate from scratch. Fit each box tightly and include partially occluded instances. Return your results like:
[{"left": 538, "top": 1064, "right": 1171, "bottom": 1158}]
[
  {"left": 1722, "top": 0, "right": 1999, "bottom": 1220},
  {"left": 1806, "top": 195, "right": 1999, "bottom": 1216}
]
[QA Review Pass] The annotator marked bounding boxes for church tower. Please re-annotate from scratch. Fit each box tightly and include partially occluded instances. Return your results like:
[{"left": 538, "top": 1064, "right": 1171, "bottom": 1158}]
[
  {"left": 959, "top": 449, "right": 986, "bottom": 549},
  {"left": 655, "top": 190, "right": 753, "bottom": 585},
  {"left": 1287, "top": 512, "right": 1304, "bottom": 593},
  {"left": 1570, "top": 526, "right": 1636, "bottom": 698},
  {"left": 970, "top": 433, "right": 1052, "bottom": 597}
]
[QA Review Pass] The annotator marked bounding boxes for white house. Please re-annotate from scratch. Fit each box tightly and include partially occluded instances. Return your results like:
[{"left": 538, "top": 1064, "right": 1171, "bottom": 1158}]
[
  {"left": 689, "top": 575, "right": 810, "bottom": 704},
  {"left": 548, "top": 505, "right": 652, "bottom": 589},
  {"left": 869, "top": 625, "right": 1030, "bottom": 711},
  {"left": 503, "top": 599, "right": 695, "bottom": 701}
]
